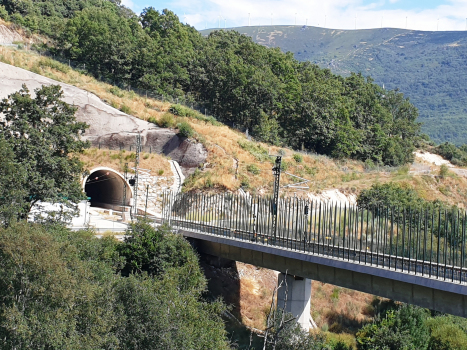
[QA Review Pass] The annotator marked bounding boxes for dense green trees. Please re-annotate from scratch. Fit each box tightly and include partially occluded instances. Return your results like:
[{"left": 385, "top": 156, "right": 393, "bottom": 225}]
[
  {"left": 356, "top": 305, "right": 467, "bottom": 350},
  {"left": 3, "top": 1, "right": 422, "bottom": 166},
  {"left": 0, "top": 84, "right": 88, "bottom": 225},
  {"left": 0, "top": 221, "right": 230, "bottom": 349}
]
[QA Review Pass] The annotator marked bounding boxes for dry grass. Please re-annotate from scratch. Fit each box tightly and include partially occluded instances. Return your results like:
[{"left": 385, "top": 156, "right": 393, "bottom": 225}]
[
  {"left": 80, "top": 148, "right": 172, "bottom": 176},
  {"left": 236, "top": 263, "right": 277, "bottom": 329},
  {"left": 3, "top": 40, "right": 467, "bottom": 206}
]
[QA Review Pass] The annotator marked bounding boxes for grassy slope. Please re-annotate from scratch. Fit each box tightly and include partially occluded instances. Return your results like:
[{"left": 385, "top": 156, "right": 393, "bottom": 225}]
[
  {"left": 3, "top": 43, "right": 467, "bottom": 208},
  {"left": 2, "top": 25, "right": 466, "bottom": 349},
  {"left": 201, "top": 26, "right": 467, "bottom": 145}
]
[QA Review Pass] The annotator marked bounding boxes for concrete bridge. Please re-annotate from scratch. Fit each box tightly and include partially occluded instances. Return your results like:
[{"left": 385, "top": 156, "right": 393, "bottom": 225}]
[{"left": 160, "top": 191, "right": 467, "bottom": 329}]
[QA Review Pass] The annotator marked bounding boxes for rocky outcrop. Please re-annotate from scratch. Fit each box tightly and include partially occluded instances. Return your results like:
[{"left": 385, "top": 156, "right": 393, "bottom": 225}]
[
  {"left": 0, "top": 25, "right": 23, "bottom": 45},
  {"left": 0, "top": 61, "right": 207, "bottom": 174}
]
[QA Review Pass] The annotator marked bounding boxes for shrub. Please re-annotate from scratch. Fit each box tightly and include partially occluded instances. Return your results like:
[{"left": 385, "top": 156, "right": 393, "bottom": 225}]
[
  {"left": 148, "top": 116, "right": 157, "bottom": 125},
  {"left": 357, "top": 182, "right": 422, "bottom": 210},
  {"left": 158, "top": 169, "right": 164, "bottom": 176},
  {"left": 158, "top": 112, "right": 176, "bottom": 128},
  {"left": 109, "top": 86, "right": 124, "bottom": 97},
  {"left": 0, "top": 5, "right": 10, "bottom": 21},
  {"left": 246, "top": 164, "right": 260, "bottom": 175},
  {"left": 439, "top": 164, "right": 450, "bottom": 178},
  {"left": 120, "top": 105, "right": 131, "bottom": 114},
  {"left": 240, "top": 175, "right": 250, "bottom": 189},
  {"left": 38, "top": 58, "right": 70, "bottom": 74},
  {"left": 237, "top": 139, "right": 271, "bottom": 162},
  {"left": 177, "top": 121, "right": 194, "bottom": 138},
  {"left": 293, "top": 153, "right": 303, "bottom": 163},
  {"left": 169, "top": 104, "right": 186, "bottom": 117},
  {"left": 169, "top": 104, "right": 220, "bottom": 125}
]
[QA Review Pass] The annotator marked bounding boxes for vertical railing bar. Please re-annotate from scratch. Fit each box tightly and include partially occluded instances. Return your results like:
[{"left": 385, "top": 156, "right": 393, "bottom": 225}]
[
  {"left": 364, "top": 208, "right": 369, "bottom": 264},
  {"left": 332, "top": 203, "right": 337, "bottom": 250},
  {"left": 444, "top": 209, "right": 448, "bottom": 280},
  {"left": 343, "top": 203, "right": 347, "bottom": 261},
  {"left": 408, "top": 207, "right": 413, "bottom": 274},
  {"left": 461, "top": 211, "right": 466, "bottom": 283},
  {"left": 294, "top": 198, "right": 300, "bottom": 250},
  {"left": 317, "top": 201, "right": 322, "bottom": 255},
  {"left": 359, "top": 207, "right": 364, "bottom": 264},
  {"left": 383, "top": 207, "right": 389, "bottom": 268},
  {"left": 437, "top": 209, "right": 441, "bottom": 279},
  {"left": 423, "top": 207, "right": 428, "bottom": 277},
  {"left": 401, "top": 208, "right": 406, "bottom": 273},
  {"left": 395, "top": 207, "right": 399, "bottom": 271},
  {"left": 430, "top": 206, "right": 434, "bottom": 278},
  {"left": 288, "top": 197, "right": 293, "bottom": 250},
  {"left": 389, "top": 207, "right": 394, "bottom": 269}
]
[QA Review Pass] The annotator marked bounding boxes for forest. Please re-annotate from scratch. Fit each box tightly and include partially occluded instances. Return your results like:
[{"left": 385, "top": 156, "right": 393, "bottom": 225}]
[{"left": 0, "top": 0, "right": 421, "bottom": 166}]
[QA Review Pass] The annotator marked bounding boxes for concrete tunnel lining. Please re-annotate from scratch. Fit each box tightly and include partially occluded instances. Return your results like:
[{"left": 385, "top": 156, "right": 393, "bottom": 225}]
[{"left": 84, "top": 167, "right": 132, "bottom": 210}]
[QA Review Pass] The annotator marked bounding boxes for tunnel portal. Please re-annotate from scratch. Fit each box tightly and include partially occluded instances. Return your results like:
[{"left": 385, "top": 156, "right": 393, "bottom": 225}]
[{"left": 84, "top": 168, "right": 132, "bottom": 210}]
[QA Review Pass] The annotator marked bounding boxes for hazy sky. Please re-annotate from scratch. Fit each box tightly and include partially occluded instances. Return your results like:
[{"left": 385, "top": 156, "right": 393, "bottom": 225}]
[{"left": 122, "top": 0, "right": 467, "bottom": 31}]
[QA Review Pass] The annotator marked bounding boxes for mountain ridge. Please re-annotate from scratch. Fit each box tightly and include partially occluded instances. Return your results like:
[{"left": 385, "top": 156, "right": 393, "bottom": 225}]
[{"left": 201, "top": 26, "right": 467, "bottom": 145}]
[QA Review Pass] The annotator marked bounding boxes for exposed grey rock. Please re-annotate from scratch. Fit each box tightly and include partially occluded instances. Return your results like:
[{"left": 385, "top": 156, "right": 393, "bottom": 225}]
[{"left": 0, "top": 61, "right": 207, "bottom": 174}]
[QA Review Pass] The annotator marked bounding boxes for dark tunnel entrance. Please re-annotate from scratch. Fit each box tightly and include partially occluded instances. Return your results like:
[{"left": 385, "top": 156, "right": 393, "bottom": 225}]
[{"left": 84, "top": 168, "right": 132, "bottom": 210}]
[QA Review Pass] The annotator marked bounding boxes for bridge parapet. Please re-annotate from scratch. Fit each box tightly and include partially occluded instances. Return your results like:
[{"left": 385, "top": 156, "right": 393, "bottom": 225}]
[{"left": 160, "top": 190, "right": 467, "bottom": 317}]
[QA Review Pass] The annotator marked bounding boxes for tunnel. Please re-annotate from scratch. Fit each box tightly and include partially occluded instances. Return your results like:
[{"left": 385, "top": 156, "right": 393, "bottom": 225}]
[{"left": 84, "top": 167, "right": 132, "bottom": 210}]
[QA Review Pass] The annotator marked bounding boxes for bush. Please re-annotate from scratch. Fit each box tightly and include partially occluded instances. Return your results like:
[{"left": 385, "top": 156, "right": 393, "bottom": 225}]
[
  {"left": 177, "top": 121, "right": 194, "bottom": 138},
  {"left": 439, "top": 164, "right": 450, "bottom": 178},
  {"left": 38, "top": 58, "right": 70, "bottom": 74},
  {"left": 240, "top": 174, "right": 250, "bottom": 189},
  {"left": 169, "top": 104, "right": 220, "bottom": 126},
  {"left": 0, "top": 5, "right": 9, "bottom": 21},
  {"left": 158, "top": 112, "right": 176, "bottom": 128},
  {"left": 246, "top": 164, "right": 260, "bottom": 175},
  {"left": 148, "top": 116, "right": 157, "bottom": 125},
  {"left": 427, "top": 316, "right": 467, "bottom": 350},
  {"left": 120, "top": 105, "right": 131, "bottom": 114},
  {"left": 357, "top": 182, "right": 422, "bottom": 210},
  {"left": 237, "top": 139, "right": 271, "bottom": 162},
  {"left": 356, "top": 305, "right": 430, "bottom": 350},
  {"left": 109, "top": 86, "right": 124, "bottom": 97},
  {"left": 293, "top": 153, "right": 303, "bottom": 163}
]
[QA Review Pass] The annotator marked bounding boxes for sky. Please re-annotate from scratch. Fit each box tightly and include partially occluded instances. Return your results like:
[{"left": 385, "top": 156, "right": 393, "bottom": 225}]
[{"left": 121, "top": 0, "right": 467, "bottom": 32}]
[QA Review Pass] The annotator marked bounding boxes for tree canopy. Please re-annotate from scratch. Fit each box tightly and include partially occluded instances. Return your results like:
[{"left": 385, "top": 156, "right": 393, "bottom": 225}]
[
  {"left": 0, "top": 84, "right": 88, "bottom": 225},
  {"left": 0, "top": 222, "right": 230, "bottom": 349},
  {"left": 3, "top": 1, "right": 422, "bottom": 165}
]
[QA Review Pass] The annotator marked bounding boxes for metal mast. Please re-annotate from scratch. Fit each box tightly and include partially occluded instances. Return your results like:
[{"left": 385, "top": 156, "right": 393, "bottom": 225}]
[
  {"left": 271, "top": 156, "right": 282, "bottom": 240},
  {"left": 133, "top": 132, "right": 142, "bottom": 218},
  {"left": 122, "top": 162, "right": 128, "bottom": 220}
]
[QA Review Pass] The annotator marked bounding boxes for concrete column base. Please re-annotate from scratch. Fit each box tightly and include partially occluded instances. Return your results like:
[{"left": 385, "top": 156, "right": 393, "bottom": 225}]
[{"left": 277, "top": 273, "right": 312, "bottom": 330}]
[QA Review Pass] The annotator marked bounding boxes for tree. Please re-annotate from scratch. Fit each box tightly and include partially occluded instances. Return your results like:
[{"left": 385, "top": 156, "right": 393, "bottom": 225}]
[
  {"left": 0, "top": 222, "right": 230, "bottom": 349},
  {"left": 0, "top": 84, "right": 89, "bottom": 223},
  {"left": 356, "top": 305, "right": 430, "bottom": 350},
  {"left": 0, "top": 137, "right": 28, "bottom": 227},
  {"left": 0, "top": 223, "right": 120, "bottom": 349},
  {"left": 118, "top": 221, "right": 206, "bottom": 293}
]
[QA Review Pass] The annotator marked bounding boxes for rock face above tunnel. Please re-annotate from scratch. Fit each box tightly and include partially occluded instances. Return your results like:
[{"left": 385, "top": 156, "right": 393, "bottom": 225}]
[{"left": 0, "top": 61, "right": 207, "bottom": 173}]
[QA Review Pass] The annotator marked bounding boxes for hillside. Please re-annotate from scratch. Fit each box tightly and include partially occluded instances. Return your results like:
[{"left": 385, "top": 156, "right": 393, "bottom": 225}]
[
  {"left": 4, "top": 22, "right": 467, "bottom": 350},
  {"left": 3, "top": 43, "right": 467, "bottom": 208},
  {"left": 200, "top": 26, "right": 467, "bottom": 145}
]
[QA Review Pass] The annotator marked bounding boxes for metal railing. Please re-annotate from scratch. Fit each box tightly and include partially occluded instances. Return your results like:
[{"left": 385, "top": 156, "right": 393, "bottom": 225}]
[{"left": 160, "top": 190, "right": 467, "bottom": 284}]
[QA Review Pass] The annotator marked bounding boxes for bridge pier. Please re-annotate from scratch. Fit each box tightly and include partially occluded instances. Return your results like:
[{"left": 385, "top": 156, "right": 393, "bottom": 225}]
[{"left": 277, "top": 273, "right": 312, "bottom": 330}]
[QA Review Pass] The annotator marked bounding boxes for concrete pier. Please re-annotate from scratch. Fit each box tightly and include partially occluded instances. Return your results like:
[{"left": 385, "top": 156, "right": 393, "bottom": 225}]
[{"left": 277, "top": 273, "right": 312, "bottom": 330}]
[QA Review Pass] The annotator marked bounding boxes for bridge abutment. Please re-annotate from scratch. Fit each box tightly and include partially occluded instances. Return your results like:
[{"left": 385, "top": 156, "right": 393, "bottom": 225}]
[{"left": 277, "top": 273, "right": 312, "bottom": 330}]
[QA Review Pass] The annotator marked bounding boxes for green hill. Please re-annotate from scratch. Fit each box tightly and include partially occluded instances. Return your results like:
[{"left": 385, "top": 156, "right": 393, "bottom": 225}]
[{"left": 201, "top": 26, "right": 467, "bottom": 145}]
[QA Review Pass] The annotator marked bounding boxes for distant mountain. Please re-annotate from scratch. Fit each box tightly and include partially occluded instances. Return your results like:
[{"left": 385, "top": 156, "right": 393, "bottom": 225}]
[{"left": 201, "top": 26, "right": 467, "bottom": 145}]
